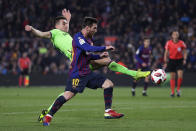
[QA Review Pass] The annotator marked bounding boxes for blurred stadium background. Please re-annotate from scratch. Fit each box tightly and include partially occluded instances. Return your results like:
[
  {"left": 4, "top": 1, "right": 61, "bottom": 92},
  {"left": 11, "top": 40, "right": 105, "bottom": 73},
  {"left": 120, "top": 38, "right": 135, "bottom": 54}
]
[
  {"left": 0, "top": 0, "right": 196, "bottom": 86},
  {"left": 1, "top": 0, "right": 196, "bottom": 131}
]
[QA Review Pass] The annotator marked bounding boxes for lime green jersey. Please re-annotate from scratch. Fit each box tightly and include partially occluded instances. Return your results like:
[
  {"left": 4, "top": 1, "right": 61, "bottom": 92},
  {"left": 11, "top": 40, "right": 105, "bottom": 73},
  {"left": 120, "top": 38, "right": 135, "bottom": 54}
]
[{"left": 50, "top": 29, "right": 73, "bottom": 59}]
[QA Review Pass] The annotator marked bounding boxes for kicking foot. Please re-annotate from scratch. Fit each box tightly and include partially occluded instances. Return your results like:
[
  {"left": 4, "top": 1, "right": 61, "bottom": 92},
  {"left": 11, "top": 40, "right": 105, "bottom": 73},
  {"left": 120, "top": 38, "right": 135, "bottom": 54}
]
[
  {"left": 133, "top": 71, "right": 151, "bottom": 81},
  {"left": 104, "top": 109, "right": 124, "bottom": 119},
  {"left": 43, "top": 114, "right": 52, "bottom": 126},
  {"left": 38, "top": 109, "right": 48, "bottom": 123}
]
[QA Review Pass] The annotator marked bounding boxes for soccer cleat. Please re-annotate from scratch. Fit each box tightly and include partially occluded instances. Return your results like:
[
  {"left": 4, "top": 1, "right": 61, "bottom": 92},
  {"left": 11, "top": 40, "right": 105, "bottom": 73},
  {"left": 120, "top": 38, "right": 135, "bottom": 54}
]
[
  {"left": 43, "top": 114, "right": 52, "bottom": 126},
  {"left": 142, "top": 92, "right": 148, "bottom": 96},
  {"left": 38, "top": 109, "right": 48, "bottom": 123},
  {"left": 170, "top": 93, "right": 175, "bottom": 98},
  {"left": 104, "top": 109, "right": 124, "bottom": 119},
  {"left": 133, "top": 71, "right": 151, "bottom": 81},
  {"left": 177, "top": 91, "right": 181, "bottom": 97},
  {"left": 132, "top": 91, "right": 135, "bottom": 96}
]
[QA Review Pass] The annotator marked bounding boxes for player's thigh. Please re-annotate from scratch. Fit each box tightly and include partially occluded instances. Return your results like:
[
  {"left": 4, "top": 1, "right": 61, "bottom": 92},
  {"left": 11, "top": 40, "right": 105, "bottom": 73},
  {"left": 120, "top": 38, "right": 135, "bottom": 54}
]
[
  {"left": 102, "top": 79, "right": 114, "bottom": 89},
  {"left": 86, "top": 72, "right": 107, "bottom": 89},
  {"left": 66, "top": 76, "right": 88, "bottom": 94},
  {"left": 91, "top": 57, "right": 112, "bottom": 66},
  {"left": 62, "top": 91, "right": 75, "bottom": 101}
]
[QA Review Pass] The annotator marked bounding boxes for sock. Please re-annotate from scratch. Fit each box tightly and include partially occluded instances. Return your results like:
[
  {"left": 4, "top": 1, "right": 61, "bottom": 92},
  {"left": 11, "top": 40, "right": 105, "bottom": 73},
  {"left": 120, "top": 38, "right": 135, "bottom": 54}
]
[
  {"left": 24, "top": 76, "right": 29, "bottom": 86},
  {"left": 170, "top": 79, "right": 175, "bottom": 94},
  {"left": 177, "top": 78, "right": 182, "bottom": 92},
  {"left": 132, "top": 81, "right": 137, "bottom": 90},
  {"left": 144, "top": 82, "right": 148, "bottom": 91},
  {"left": 108, "top": 61, "right": 137, "bottom": 77},
  {"left": 104, "top": 87, "right": 113, "bottom": 110},
  {"left": 48, "top": 95, "right": 67, "bottom": 116},
  {"left": 19, "top": 76, "right": 23, "bottom": 87},
  {"left": 47, "top": 92, "right": 64, "bottom": 111}
]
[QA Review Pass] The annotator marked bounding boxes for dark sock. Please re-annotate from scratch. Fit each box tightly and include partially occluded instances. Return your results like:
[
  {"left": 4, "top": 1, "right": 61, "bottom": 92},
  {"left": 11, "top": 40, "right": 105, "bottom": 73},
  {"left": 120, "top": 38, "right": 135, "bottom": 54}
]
[
  {"left": 48, "top": 96, "right": 66, "bottom": 116},
  {"left": 132, "top": 81, "right": 137, "bottom": 89},
  {"left": 144, "top": 82, "right": 148, "bottom": 91},
  {"left": 104, "top": 87, "right": 113, "bottom": 110}
]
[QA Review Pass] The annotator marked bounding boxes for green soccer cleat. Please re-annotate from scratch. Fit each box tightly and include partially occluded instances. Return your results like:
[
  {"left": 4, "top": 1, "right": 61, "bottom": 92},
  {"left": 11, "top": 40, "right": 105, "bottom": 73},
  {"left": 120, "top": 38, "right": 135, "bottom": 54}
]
[
  {"left": 133, "top": 70, "right": 151, "bottom": 81},
  {"left": 38, "top": 109, "right": 48, "bottom": 123}
]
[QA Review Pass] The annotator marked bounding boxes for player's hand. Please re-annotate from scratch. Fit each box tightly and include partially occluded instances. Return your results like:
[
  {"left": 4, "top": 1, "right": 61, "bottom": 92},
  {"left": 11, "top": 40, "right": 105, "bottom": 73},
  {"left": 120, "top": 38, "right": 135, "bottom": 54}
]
[
  {"left": 62, "top": 8, "right": 71, "bottom": 22},
  {"left": 105, "top": 46, "right": 115, "bottom": 51},
  {"left": 100, "top": 52, "right": 109, "bottom": 58},
  {"left": 25, "top": 25, "right": 32, "bottom": 32},
  {"left": 142, "top": 63, "right": 147, "bottom": 67}
]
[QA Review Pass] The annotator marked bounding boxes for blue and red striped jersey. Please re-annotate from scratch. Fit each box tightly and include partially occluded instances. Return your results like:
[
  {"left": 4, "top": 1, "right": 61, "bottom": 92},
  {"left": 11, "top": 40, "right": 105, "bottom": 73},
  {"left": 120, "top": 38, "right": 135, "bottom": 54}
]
[
  {"left": 69, "top": 32, "right": 106, "bottom": 77},
  {"left": 135, "top": 45, "right": 152, "bottom": 67}
]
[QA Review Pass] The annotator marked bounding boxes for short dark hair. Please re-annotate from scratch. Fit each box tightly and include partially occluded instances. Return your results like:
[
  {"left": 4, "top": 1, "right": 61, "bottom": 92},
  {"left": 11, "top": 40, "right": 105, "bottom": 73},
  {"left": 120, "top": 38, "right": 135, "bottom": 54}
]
[
  {"left": 54, "top": 16, "right": 66, "bottom": 26},
  {"left": 143, "top": 36, "right": 150, "bottom": 41},
  {"left": 170, "top": 29, "right": 179, "bottom": 36},
  {"left": 82, "top": 17, "right": 98, "bottom": 28}
]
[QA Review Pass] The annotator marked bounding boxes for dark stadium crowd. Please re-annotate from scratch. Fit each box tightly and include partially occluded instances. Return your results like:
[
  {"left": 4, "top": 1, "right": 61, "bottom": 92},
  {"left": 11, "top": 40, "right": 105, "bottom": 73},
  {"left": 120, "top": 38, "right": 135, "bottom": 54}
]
[{"left": 1, "top": 0, "right": 196, "bottom": 75}]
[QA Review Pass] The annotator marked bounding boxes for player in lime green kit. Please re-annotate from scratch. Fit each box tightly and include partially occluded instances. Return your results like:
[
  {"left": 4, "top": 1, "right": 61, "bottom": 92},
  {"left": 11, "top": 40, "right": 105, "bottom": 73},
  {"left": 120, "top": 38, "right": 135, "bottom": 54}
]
[{"left": 25, "top": 9, "right": 150, "bottom": 122}]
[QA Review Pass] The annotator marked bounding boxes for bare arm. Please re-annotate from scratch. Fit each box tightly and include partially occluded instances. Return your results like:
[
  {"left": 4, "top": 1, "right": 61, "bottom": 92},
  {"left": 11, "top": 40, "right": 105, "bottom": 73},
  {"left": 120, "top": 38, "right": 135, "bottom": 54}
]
[
  {"left": 25, "top": 25, "right": 51, "bottom": 39},
  {"left": 183, "top": 49, "right": 187, "bottom": 65},
  {"left": 163, "top": 49, "right": 169, "bottom": 69}
]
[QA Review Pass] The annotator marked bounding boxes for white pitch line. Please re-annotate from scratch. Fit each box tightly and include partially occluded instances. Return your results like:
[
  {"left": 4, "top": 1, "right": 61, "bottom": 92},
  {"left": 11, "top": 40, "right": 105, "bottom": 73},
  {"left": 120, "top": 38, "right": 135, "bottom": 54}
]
[{"left": 1, "top": 105, "right": 196, "bottom": 115}]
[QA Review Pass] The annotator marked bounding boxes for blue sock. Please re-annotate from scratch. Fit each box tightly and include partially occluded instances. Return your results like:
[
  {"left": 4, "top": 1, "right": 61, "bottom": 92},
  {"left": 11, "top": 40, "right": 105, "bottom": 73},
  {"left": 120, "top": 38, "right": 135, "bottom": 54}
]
[
  {"left": 48, "top": 96, "right": 66, "bottom": 116},
  {"left": 104, "top": 87, "right": 113, "bottom": 110}
]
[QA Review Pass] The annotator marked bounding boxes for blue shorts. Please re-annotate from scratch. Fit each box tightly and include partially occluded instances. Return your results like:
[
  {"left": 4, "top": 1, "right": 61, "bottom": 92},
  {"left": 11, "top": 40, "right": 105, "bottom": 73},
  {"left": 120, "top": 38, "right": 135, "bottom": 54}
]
[{"left": 66, "top": 72, "right": 107, "bottom": 94}]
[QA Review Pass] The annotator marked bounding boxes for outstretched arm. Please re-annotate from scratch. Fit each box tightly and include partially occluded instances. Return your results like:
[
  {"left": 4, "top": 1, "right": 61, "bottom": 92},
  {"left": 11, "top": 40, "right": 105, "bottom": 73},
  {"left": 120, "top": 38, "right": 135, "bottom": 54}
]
[
  {"left": 25, "top": 25, "right": 51, "bottom": 39},
  {"left": 62, "top": 8, "right": 71, "bottom": 32}
]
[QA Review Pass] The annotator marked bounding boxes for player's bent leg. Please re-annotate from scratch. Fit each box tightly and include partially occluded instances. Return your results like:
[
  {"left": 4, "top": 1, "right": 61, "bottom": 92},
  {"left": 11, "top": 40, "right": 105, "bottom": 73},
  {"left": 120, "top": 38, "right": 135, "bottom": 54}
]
[
  {"left": 108, "top": 61, "right": 150, "bottom": 80},
  {"left": 102, "top": 79, "right": 124, "bottom": 119},
  {"left": 42, "top": 91, "right": 75, "bottom": 126},
  {"left": 38, "top": 92, "right": 64, "bottom": 123},
  {"left": 90, "top": 57, "right": 111, "bottom": 70},
  {"left": 143, "top": 76, "right": 149, "bottom": 96}
]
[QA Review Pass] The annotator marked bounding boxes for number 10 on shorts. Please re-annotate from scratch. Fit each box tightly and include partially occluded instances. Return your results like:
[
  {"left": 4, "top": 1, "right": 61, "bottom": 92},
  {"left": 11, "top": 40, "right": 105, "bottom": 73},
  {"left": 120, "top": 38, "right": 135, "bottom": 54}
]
[{"left": 72, "top": 78, "right": 80, "bottom": 87}]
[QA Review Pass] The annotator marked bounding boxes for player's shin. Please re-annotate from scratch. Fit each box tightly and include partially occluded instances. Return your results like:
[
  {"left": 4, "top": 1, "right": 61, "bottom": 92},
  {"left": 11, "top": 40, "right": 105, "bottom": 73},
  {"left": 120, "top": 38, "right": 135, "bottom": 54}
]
[
  {"left": 104, "top": 87, "right": 113, "bottom": 110},
  {"left": 47, "top": 92, "right": 64, "bottom": 111},
  {"left": 48, "top": 95, "right": 67, "bottom": 116},
  {"left": 177, "top": 78, "right": 182, "bottom": 92},
  {"left": 108, "top": 61, "right": 137, "bottom": 77},
  {"left": 170, "top": 79, "right": 175, "bottom": 95}
]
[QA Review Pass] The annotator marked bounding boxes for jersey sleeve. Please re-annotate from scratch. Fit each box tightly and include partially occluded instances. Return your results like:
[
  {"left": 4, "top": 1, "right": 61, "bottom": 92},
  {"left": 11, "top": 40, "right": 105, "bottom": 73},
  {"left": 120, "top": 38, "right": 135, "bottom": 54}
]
[
  {"left": 75, "top": 36, "right": 106, "bottom": 52},
  {"left": 165, "top": 41, "right": 170, "bottom": 50},
  {"left": 50, "top": 29, "right": 58, "bottom": 41},
  {"left": 181, "top": 41, "right": 187, "bottom": 49},
  {"left": 90, "top": 54, "right": 101, "bottom": 60},
  {"left": 135, "top": 47, "right": 144, "bottom": 64}
]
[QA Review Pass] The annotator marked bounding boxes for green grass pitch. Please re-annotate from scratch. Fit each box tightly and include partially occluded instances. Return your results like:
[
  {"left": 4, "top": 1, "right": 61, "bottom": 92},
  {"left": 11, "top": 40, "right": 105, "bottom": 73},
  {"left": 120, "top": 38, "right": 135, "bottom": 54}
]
[{"left": 0, "top": 86, "right": 196, "bottom": 131}]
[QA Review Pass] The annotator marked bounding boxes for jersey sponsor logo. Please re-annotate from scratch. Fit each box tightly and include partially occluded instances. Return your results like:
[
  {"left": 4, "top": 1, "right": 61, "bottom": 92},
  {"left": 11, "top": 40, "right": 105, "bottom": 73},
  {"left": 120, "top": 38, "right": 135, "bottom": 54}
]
[
  {"left": 177, "top": 47, "right": 181, "bottom": 52},
  {"left": 136, "top": 49, "right": 140, "bottom": 55},
  {"left": 78, "top": 37, "right": 85, "bottom": 45}
]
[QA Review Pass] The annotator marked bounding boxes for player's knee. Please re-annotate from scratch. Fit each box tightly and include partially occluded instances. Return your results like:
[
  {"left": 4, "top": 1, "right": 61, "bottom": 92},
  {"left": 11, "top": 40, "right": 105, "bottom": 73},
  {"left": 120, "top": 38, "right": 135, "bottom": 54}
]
[
  {"left": 63, "top": 91, "right": 75, "bottom": 101},
  {"left": 102, "top": 79, "right": 114, "bottom": 89}
]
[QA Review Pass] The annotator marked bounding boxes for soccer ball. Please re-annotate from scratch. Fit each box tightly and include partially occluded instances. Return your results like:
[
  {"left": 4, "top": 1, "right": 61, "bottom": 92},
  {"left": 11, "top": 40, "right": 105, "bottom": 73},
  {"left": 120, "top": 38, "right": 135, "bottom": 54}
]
[{"left": 151, "top": 69, "right": 167, "bottom": 84}]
